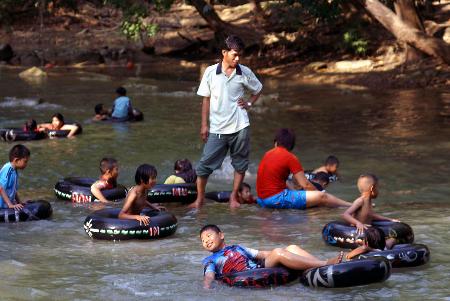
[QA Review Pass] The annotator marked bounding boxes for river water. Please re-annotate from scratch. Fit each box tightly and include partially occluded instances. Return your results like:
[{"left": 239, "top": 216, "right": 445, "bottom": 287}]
[{"left": 0, "top": 67, "right": 449, "bottom": 300}]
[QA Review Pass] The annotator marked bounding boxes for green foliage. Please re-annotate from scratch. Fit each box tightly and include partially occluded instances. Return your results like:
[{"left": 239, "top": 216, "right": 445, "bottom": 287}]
[
  {"left": 287, "top": 0, "right": 344, "bottom": 22},
  {"left": 104, "top": 0, "right": 173, "bottom": 40},
  {"left": 121, "top": 19, "right": 158, "bottom": 40},
  {"left": 343, "top": 30, "right": 369, "bottom": 56}
]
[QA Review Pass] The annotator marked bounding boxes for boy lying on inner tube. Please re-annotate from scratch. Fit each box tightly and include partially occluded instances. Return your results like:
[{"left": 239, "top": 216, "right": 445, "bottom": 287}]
[
  {"left": 200, "top": 224, "right": 343, "bottom": 289},
  {"left": 119, "top": 164, "right": 165, "bottom": 226},
  {"left": 342, "top": 174, "right": 400, "bottom": 249}
]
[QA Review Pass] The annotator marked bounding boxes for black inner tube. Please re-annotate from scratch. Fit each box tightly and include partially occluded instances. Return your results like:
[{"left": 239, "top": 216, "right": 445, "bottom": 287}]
[
  {"left": 220, "top": 267, "right": 298, "bottom": 288},
  {"left": 54, "top": 177, "right": 127, "bottom": 202},
  {"left": 0, "top": 200, "right": 52, "bottom": 222}
]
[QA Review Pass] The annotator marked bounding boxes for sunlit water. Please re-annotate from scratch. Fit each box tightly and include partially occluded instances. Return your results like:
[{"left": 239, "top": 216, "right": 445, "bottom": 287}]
[{"left": 0, "top": 67, "right": 449, "bottom": 300}]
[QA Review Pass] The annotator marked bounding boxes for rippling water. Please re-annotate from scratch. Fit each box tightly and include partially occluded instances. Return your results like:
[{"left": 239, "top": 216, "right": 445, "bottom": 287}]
[{"left": 0, "top": 67, "right": 449, "bottom": 300}]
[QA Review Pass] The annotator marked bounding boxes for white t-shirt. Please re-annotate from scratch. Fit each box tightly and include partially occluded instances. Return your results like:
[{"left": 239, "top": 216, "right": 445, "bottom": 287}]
[{"left": 197, "top": 63, "right": 263, "bottom": 134}]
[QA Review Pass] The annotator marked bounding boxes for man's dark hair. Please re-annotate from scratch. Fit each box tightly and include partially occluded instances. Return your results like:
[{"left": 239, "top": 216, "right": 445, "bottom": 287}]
[
  {"left": 274, "top": 128, "right": 296, "bottom": 151},
  {"left": 95, "top": 103, "right": 104, "bottom": 114},
  {"left": 135, "top": 164, "right": 157, "bottom": 185},
  {"left": 100, "top": 158, "right": 117, "bottom": 174},
  {"left": 365, "top": 227, "right": 386, "bottom": 250},
  {"left": 238, "top": 182, "right": 251, "bottom": 193},
  {"left": 199, "top": 224, "right": 222, "bottom": 237},
  {"left": 313, "top": 172, "right": 330, "bottom": 185},
  {"left": 9, "top": 144, "right": 30, "bottom": 161},
  {"left": 116, "top": 87, "right": 127, "bottom": 96},
  {"left": 223, "top": 35, "right": 245, "bottom": 52},
  {"left": 325, "top": 155, "right": 339, "bottom": 167}
]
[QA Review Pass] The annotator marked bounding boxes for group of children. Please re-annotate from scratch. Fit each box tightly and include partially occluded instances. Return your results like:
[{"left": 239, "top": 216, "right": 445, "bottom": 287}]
[
  {"left": 0, "top": 140, "right": 400, "bottom": 290},
  {"left": 93, "top": 87, "right": 133, "bottom": 121},
  {"left": 22, "top": 113, "right": 80, "bottom": 138},
  {"left": 200, "top": 172, "right": 400, "bottom": 288}
]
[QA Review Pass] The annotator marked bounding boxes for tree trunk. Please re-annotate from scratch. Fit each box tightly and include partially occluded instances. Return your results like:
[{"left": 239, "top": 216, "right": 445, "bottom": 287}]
[
  {"left": 358, "top": 0, "right": 450, "bottom": 64},
  {"left": 188, "top": 0, "right": 261, "bottom": 47},
  {"left": 394, "top": 0, "right": 426, "bottom": 62}
]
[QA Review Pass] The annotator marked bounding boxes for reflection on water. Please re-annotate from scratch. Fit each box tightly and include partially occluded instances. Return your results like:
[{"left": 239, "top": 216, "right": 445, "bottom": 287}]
[{"left": 0, "top": 69, "right": 449, "bottom": 299}]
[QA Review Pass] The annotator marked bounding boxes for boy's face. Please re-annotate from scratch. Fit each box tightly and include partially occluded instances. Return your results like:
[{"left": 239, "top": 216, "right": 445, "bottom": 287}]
[
  {"left": 326, "top": 164, "right": 338, "bottom": 174},
  {"left": 109, "top": 165, "right": 119, "bottom": 179},
  {"left": 144, "top": 177, "right": 157, "bottom": 189},
  {"left": 222, "top": 49, "right": 241, "bottom": 68},
  {"left": 201, "top": 229, "right": 224, "bottom": 252},
  {"left": 13, "top": 157, "right": 29, "bottom": 170},
  {"left": 370, "top": 183, "right": 379, "bottom": 199},
  {"left": 238, "top": 187, "right": 252, "bottom": 203},
  {"left": 52, "top": 117, "right": 63, "bottom": 129}
]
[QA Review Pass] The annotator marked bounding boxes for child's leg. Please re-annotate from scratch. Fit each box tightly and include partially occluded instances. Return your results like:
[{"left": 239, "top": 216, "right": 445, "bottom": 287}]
[
  {"left": 285, "top": 245, "right": 321, "bottom": 261},
  {"left": 264, "top": 248, "right": 327, "bottom": 270},
  {"left": 305, "top": 191, "right": 351, "bottom": 208}
]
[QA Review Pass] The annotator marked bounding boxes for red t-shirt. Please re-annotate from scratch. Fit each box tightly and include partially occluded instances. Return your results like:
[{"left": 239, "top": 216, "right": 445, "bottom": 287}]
[{"left": 256, "top": 147, "right": 303, "bottom": 199}]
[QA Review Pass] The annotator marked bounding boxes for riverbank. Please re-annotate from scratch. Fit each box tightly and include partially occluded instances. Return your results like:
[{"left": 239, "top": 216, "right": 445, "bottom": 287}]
[{"left": 0, "top": 1, "right": 448, "bottom": 90}]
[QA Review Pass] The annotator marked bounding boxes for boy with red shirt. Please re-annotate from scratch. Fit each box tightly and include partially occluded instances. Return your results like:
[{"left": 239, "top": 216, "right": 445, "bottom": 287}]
[{"left": 256, "top": 128, "right": 351, "bottom": 209}]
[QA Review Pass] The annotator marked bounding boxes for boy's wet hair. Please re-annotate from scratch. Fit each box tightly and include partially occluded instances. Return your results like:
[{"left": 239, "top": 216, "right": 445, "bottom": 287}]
[
  {"left": 174, "top": 158, "right": 193, "bottom": 173},
  {"left": 359, "top": 173, "right": 378, "bottom": 185},
  {"left": 100, "top": 158, "right": 117, "bottom": 174},
  {"left": 222, "top": 35, "right": 245, "bottom": 52},
  {"left": 199, "top": 224, "right": 222, "bottom": 237},
  {"left": 365, "top": 227, "right": 386, "bottom": 250},
  {"left": 313, "top": 172, "right": 330, "bottom": 185},
  {"left": 95, "top": 103, "right": 104, "bottom": 114},
  {"left": 325, "top": 155, "right": 339, "bottom": 166},
  {"left": 9, "top": 144, "right": 30, "bottom": 161},
  {"left": 238, "top": 182, "right": 251, "bottom": 193},
  {"left": 52, "top": 113, "right": 65, "bottom": 124},
  {"left": 274, "top": 128, "right": 296, "bottom": 151},
  {"left": 116, "top": 87, "right": 127, "bottom": 96},
  {"left": 135, "top": 164, "right": 157, "bottom": 185}
]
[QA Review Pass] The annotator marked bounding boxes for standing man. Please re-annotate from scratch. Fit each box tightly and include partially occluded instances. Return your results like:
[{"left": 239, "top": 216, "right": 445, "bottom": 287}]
[{"left": 190, "top": 35, "right": 263, "bottom": 209}]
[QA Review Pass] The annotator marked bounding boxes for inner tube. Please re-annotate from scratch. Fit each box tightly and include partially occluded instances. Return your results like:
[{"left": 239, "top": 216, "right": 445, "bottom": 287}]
[
  {"left": 322, "top": 220, "right": 414, "bottom": 249},
  {"left": 0, "top": 128, "right": 46, "bottom": 142},
  {"left": 305, "top": 171, "right": 338, "bottom": 183},
  {"left": 83, "top": 208, "right": 177, "bottom": 240},
  {"left": 221, "top": 267, "right": 298, "bottom": 288},
  {"left": 356, "top": 243, "right": 430, "bottom": 268},
  {"left": 54, "top": 177, "right": 127, "bottom": 203},
  {"left": 147, "top": 183, "right": 197, "bottom": 203},
  {"left": 109, "top": 108, "right": 144, "bottom": 122},
  {"left": 300, "top": 257, "right": 391, "bottom": 288},
  {"left": 0, "top": 200, "right": 52, "bottom": 222},
  {"left": 205, "top": 191, "right": 231, "bottom": 203}
]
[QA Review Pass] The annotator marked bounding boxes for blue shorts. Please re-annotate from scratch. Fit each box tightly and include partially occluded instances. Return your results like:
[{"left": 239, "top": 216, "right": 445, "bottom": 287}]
[{"left": 257, "top": 189, "right": 307, "bottom": 210}]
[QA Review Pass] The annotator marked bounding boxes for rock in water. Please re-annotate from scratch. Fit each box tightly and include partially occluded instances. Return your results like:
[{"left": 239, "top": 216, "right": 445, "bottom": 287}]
[{"left": 19, "top": 67, "right": 47, "bottom": 79}]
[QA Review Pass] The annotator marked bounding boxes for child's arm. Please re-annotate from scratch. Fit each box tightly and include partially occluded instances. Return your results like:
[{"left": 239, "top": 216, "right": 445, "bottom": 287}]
[
  {"left": 203, "top": 272, "right": 215, "bottom": 289},
  {"left": 62, "top": 124, "right": 79, "bottom": 138},
  {"left": 37, "top": 123, "right": 51, "bottom": 132},
  {"left": 0, "top": 186, "right": 23, "bottom": 210},
  {"left": 118, "top": 189, "right": 150, "bottom": 225},
  {"left": 342, "top": 198, "right": 368, "bottom": 234},
  {"left": 90, "top": 182, "right": 112, "bottom": 203},
  {"left": 346, "top": 245, "right": 372, "bottom": 260},
  {"left": 293, "top": 171, "right": 318, "bottom": 191}
]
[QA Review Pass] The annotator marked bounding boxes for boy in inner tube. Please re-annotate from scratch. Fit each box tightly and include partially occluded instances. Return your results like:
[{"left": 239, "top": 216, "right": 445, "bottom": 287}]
[
  {"left": 0, "top": 144, "right": 30, "bottom": 211},
  {"left": 345, "top": 227, "right": 386, "bottom": 260},
  {"left": 342, "top": 174, "right": 400, "bottom": 249},
  {"left": 200, "top": 224, "right": 343, "bottom": 289},
  {"left": 119, "top": 164, "right": 165, "bottom": 225},
  {"left": 90, "top": 158, "right": 119, "bottom": 203}
]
